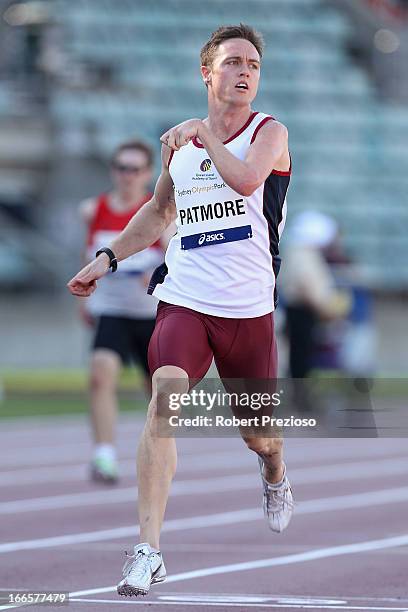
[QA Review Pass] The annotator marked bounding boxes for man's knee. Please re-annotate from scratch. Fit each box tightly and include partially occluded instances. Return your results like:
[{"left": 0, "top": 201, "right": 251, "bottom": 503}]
[
  {"left": 243, "top": 435, "right": 283, "bottom": 457},
  {"left": 145, "top": 366, "right": 189, "bottom": 429},
  {"left": 152, "top": 365, "right": 189, "bottom": 413},
  {"left": 89, "top": 350, "right": 120, "bottom": 391}
]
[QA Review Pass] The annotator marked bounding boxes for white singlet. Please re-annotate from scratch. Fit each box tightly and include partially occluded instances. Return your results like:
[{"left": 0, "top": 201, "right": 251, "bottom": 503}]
[{"left": 153, "top": 111, "right": 290, "bottom": 318}]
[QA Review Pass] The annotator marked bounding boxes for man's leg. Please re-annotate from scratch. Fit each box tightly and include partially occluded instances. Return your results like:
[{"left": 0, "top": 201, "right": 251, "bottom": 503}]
[
  {"left": 117, "top": 367, "right": 184, "bottom": 598},
  {"left": 212, "top": 312, "right": 293, "bottom": 532},
  {"left": 130, "top": 318, "right": 157, "bottom": 399},
  {"left": 89, "top": 348, "right": 122, "bottom": 482},
  {"left": 242, "top": 432, "right": 293, "bottom": 533},
  {"left": 212, "top": 312, "right": 283, "bottom": 476},
  {"left": 89, "top": 315, "right": 131, "bottom": 482},
  {"left": 89, "top": 348, "right": 121, "bottom": 445},
  {"left": 240, "top": 435, "right": 284, "bottom": 482},
  {"left": 136, "top": 365, "right": 188, "bottom": 549},
  {"left": 117, "top": 301, "right": 213, "bottom": 597}
]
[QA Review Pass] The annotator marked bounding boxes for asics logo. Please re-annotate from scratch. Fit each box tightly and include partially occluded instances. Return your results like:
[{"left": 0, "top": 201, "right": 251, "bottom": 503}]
[{"left": 199, "top": 232, "right": 225, "bottom": 245}]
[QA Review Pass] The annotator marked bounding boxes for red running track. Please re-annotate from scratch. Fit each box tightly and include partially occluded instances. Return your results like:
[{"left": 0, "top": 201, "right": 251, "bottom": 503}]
[{"left": 1, "top": 413, "right": 408, "bottom": 612}]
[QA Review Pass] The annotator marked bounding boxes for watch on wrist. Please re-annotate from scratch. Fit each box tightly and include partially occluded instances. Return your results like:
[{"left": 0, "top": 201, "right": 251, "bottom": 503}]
[{"left": 95, "top": 247, "right": 118, "bottom": 273}]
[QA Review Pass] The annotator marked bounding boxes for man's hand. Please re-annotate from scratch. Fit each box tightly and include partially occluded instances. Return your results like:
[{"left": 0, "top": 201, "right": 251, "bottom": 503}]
[
  {"left": 160, "top": 119, "right": 203, "bottom": 151},
  {"left": 67, "top": 253, "right": 110, "bottom": 297}
]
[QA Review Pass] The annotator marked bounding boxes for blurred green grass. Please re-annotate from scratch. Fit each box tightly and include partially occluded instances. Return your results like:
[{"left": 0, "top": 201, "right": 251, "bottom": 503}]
[
  {"left": 0, "top": 368, "right": 146, "bottom": 419},
  {"left": 0, "top": 368, "right": 143, "bottom": 393},
  {"left": 0, "top": 397, "right": 147, "bottom": 419}
]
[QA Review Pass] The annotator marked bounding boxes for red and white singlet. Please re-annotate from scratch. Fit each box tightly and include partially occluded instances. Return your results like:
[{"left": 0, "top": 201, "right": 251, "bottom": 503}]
[{"left": 86, "top": 194, "right": 163, "bottom": 318}]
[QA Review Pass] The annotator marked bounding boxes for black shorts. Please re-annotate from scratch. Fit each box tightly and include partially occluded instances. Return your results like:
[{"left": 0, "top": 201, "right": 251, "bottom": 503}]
[{"left": 92, "top": 315, "right": 156, "bottom": 374}]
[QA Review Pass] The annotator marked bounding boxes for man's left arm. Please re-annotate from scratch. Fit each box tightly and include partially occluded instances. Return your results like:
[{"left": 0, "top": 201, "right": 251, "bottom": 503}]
[{"left": 161, "top": 119, "right": 288, "bottom": 196}]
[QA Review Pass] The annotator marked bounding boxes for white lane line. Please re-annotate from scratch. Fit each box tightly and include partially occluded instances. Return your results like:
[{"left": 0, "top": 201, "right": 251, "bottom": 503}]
[
  {"left": 0, "top": 473, "right": 256, "bottom": 514},
  {"left": 1, "top": 450, "right": 407, "bottom": 489},
  {"left": 0, "top": 451, "right": 252, "bottom": 487},
  {"left": 2, "top": 456, "right": 408, "bottom": 514},
  {"left": 1, "top": 435, "right": 230, "bottom": 470},
  {"left": 144, "top": 594, "right": 348, "bottom": 604},
  {"left": 0, "top": 441, "right": 128, "bottom": 469},
  {"left": 67, "top": 598, "right": 408, "bottom": 610},
  {"left": 64, "top": 532, "right": 408, "bottom": 605},
  {"left": 0, "top": 597, "right": 408, "bottom": 612},
  {"left": 4, "top": 589, "right": 405, "bottom": 608},
  {"left": 0, "top": 429, "right": 242, "bottom": 467},
  {"left": 2, "top": 485, "right": 408, "bottom": 554},
  {"left": 0, "top": 435, "right": 405, "bottom": 470},
  {"left": 158, "top": 593, "right": 408, "bottom": 604}
]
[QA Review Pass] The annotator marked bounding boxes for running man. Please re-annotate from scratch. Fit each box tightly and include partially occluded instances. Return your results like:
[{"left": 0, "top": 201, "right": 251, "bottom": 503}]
[
  {"left": 68, "top": 24, "right": 293, "bottom": 597},
  {"left": 80, "top": 140, "right": 165, "bottom": 483}
]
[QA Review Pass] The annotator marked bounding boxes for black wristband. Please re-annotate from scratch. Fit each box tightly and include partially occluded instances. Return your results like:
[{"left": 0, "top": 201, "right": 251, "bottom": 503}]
[{"left": 95, "top": 247, "right": 118, "bottom": 273}]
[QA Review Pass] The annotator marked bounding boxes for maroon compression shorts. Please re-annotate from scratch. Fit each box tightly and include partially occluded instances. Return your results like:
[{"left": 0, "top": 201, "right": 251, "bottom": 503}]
[{"left": 148, "top": 301, "right": 277, "bottom": 381}]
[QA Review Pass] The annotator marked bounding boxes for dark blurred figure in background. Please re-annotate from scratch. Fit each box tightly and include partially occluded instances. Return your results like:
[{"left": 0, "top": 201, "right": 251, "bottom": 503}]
[
  {"left": 80, "top": 140, "right": 166, "bottom": 483},
  {"left": 323, "top": 224, "right": 377, "bottom": 378},
  {"left": 280, "top": 211, "right": 352, "bottom": 380},
  {"left": 281, "top": 210, "right": 377, "bottom": 429}
]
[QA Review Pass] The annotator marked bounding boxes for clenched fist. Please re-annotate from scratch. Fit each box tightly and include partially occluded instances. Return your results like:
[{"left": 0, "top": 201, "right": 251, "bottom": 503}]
[
  {"left": 160, "top": 119, "right": 204, "bottom": 151},
  {"left": 67, "top": 253, "right": 110, "bottom": 297}
]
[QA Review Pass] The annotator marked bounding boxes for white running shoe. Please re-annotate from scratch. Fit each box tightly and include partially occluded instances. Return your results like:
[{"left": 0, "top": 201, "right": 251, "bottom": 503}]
[
  {"left": 117, "top": 543, "right": 166, "bottom": 597},
  {"left": 258, "top": 458, "right": 294, "bottom": 533}
]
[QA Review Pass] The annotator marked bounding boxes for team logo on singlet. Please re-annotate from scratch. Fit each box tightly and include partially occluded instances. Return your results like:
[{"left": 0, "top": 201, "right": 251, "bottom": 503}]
[{"left": 200, "top": 159, "right": 212, "bottom": 172}]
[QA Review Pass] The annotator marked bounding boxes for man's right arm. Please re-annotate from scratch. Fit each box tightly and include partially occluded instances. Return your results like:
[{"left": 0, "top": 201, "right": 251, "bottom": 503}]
[
  {"left": 67, "top": 146, "right": 176, "bottom": 297},
  {"left": 110, "top": 150, "right": 176, "bottom": 261}
]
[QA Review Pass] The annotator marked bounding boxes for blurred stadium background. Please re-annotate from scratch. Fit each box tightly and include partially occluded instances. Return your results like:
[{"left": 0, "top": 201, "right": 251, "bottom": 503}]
[{"left": 0, "top": 0, "right": 407, "bottom": 416}]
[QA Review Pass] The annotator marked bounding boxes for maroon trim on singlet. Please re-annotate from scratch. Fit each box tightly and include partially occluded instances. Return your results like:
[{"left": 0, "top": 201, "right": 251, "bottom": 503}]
[
  {"left": 250, "top": 116, "right": 291, "bottom": 176},
  {"left": 167, "top": 149, "right": 175, "bottom": 168},
  {"left": 250, "top": 115, "right": 275, "bottom": 144},
  {"left": 272, "top": 154, "right": 292, "bottom": 176},
  {"left": 192, "top": 111, "right": 259, "bottom": 148}
]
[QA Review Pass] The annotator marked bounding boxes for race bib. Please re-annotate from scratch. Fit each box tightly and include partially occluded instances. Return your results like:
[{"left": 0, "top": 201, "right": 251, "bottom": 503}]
[{"left": 177, "top": 197, "right": 252, "bottom": 250}]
